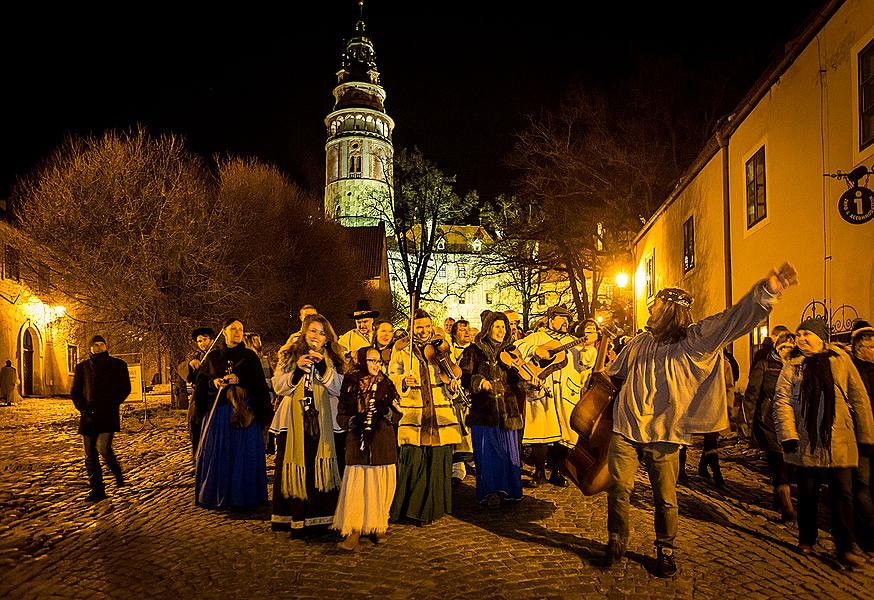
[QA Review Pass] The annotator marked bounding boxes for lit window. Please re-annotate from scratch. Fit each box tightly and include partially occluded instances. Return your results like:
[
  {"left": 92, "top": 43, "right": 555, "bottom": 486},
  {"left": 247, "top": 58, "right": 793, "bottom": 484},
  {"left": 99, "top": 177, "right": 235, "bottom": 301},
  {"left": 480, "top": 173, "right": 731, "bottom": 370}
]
[
  {"left": 471, "top": 239, "right": 482, "bottom": 252},
  {"left": 485, "top": 292, "right": 493, "bottom": 304},
  {"left": 645, "top": 252, "right": 655, "bottom": 298},
  {"left": 683, "top": 216, "right": 695, "bottom": 273},
  {"left": 860, "top": 39, "right": 874, "bottom": 150},
  {"left": 745, "top": 146, "right": 766, "bottom": 228},
  {"left": 459, "top": 292, "right": 466, "bottom": 305},
  {"left": 438, "top": 265, "right": 447, "bottom": 278},
  {"left": 67, "top": 345, "right": 79, "bottom": 374},
  {"left": 458, "top": 266, "right": 466, "bottom": 278}
]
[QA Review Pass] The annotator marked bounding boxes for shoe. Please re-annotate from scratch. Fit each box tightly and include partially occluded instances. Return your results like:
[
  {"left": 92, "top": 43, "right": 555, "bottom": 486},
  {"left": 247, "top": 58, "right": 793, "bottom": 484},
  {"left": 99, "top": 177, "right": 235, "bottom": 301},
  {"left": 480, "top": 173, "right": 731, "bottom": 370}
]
[
  {"left": 698, "top": 460, "right": 711, "bottom": 480},
  {"left": 837, "top": 551, "right": 865, "bottom": 568},
  {"left": 485, "top": 493, "right": 501, "bottom": 509},
  {"left": 798, "top": 543, "right": 814, "bottom": 556},
  {"left": 337, "top": 531, "right": 360, "bottom": 551},
  {"left": 371, "top": 532, "right": 387, "bottom": 544},
  {"left": 710, "top": 461, "right": 725, "bottom": 488},
  {"left": 548, "top": 471, "right": 568, "bottom": 488},
  {"left": 85, "top": 491, "right": 107, "bottom": 503},
  {"left": 604, "top": 536, "right": 625, "bottom": 567},
  {"left": 530, "top": 468, "right": 547, "bottom": 487},
  {"left": 655, "top": 546, "right": 677, "bottom": 578}
]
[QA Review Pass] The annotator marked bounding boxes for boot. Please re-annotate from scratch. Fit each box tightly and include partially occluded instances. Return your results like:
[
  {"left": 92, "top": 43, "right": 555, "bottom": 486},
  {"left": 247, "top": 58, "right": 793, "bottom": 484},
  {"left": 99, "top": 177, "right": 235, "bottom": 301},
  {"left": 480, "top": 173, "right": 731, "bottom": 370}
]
[
  {"left": 775, "top": 484, "right": 796, "bottom": 522},
  {"left": 708, "top": 454, "right": 725, "bottom": 488},
  {"left": 371, "top": 531, "right": 387, "bottom": 544},
  {"left": 837, "top": 551, "right": 866, "bottom": 569},
  {"left": 698, "top": 456, "right": 711, "bottom": 480},
  {"left": 337, "top": 531, "right": 360, "bottom": 551},
  {"left": 655, "top": 545, "right": 677, "bottom": 577},
  {"left": 548, "top": 469, "right": 568, "bottom": 488},
  {"left": 604, "top": 535, "right": 626, "bottom": 567},
  {"left": 528, "top": 467, "right": 546, "bottom": 488}
]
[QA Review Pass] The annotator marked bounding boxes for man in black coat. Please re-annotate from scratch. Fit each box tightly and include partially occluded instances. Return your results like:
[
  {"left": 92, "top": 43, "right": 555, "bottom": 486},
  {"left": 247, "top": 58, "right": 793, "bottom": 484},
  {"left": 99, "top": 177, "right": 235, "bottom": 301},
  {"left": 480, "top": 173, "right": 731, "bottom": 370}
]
[{"left": 71, "top": 335, "right": 132, "bottom": 502}]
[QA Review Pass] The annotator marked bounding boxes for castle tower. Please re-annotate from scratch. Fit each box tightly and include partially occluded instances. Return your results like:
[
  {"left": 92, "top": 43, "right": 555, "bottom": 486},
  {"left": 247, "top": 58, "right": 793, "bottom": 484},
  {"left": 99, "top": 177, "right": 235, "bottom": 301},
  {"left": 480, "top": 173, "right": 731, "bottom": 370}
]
[{"left": 324, "top": 2, "right": 394, "bottom": 228}]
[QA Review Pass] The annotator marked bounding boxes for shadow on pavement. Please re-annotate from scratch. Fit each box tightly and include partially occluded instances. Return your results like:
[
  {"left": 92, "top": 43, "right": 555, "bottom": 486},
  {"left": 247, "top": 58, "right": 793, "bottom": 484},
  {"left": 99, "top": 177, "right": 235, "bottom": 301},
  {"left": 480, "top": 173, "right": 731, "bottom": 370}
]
[{"left": 450, "top": 480, "right": 620, "bottom": 569}]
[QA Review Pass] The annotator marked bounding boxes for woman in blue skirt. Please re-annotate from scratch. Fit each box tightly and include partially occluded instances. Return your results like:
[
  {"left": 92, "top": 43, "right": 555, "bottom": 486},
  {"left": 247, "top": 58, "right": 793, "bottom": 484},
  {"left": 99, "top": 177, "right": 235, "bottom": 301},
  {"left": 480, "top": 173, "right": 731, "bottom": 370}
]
[
  {"left": 194, "top": 318, "right": 273, "bottom": 509},
  {"left": 459, "top": 311, "right": 524, "bottom": 507}
]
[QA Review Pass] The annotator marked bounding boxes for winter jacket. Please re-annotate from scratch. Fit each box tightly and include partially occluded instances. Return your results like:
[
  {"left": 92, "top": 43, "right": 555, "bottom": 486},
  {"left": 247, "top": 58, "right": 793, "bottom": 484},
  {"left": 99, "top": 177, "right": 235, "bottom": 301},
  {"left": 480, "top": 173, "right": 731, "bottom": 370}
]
[
  {"left": 337, "top": 371, "right": 401, "bottom": 466},
  {"left": 853, "top": 356, "right": 874, "bottom": 418},
  {"left": 745, "top": 351, "right": 784, "bottom": 452},
  {"left": 71, "top": 352, "right": 131, "bottom": 435},
  {"left": 773, "top": 345, "right": 874, "bottom": 468}
]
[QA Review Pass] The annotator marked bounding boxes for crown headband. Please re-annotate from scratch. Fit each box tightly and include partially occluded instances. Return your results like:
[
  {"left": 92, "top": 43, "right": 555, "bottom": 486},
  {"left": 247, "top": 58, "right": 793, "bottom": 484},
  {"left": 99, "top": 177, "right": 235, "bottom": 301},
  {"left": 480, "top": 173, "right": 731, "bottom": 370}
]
[{"left": 656, "top": 288, "right": 693, "bottom": 308}]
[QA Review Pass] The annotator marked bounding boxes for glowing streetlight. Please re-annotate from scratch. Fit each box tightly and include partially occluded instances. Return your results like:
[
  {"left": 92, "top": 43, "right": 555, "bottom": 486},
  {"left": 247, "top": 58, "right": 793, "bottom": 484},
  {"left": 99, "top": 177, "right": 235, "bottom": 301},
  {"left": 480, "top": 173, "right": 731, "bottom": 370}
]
[{"left": 615, "top": 272, "right": 630, "bottom": 289}]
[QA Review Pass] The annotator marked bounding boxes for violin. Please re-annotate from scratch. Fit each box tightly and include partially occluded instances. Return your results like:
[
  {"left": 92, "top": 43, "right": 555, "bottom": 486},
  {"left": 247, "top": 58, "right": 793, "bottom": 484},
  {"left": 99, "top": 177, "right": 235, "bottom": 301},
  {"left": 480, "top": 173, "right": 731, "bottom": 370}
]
[
  {"left": 498, "top": 345, "right": 551, "bottom": 397},
  {"left": 422, "top": 335, "right": 470, "bottom": 407}
]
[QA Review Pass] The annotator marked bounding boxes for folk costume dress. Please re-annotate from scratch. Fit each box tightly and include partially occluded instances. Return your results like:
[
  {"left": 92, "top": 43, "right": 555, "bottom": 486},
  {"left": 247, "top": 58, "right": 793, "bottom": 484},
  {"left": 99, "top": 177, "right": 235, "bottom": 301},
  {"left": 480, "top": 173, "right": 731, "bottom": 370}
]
[
  {"left": 194, "top": 343, "right": 273, "bottom": 509},
  {"left": 459, "top": 312, "right": 525, "bottom": 503},
  {"left": 388, "top": 338, "right": 463, "bottom": 523},
  {"left": 333, "top": 370, "right": 402, "bottom": 537},
  {"left": 517, "top": 328, "right": 596, "bottom": 447},
  {"left": 269, "top": 356, "right": 344, "bottom": 529}
]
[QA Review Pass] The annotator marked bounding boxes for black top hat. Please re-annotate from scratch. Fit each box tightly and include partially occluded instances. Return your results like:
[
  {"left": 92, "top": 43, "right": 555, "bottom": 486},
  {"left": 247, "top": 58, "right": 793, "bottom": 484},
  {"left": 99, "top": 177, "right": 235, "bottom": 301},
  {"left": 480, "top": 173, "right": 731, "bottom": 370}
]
[
  {"left": 191, "top": 327, "right": 216, "bottom": 341},
  {"left": 349, "top": 299, "right": 380, "bottom": 320}
]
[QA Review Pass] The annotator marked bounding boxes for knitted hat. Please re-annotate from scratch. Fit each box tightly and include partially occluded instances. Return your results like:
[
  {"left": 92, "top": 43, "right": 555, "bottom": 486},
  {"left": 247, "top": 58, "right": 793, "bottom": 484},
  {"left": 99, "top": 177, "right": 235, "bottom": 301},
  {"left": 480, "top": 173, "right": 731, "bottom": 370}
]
[
  {"left": 89, "top": 335, "right": 106, "bottom": 346},
  {"left": 851, "top": 319, "right": 874, "bottom": 340},
  {"left": 796, "top": 317, "right": 828, "bottom": 342}
]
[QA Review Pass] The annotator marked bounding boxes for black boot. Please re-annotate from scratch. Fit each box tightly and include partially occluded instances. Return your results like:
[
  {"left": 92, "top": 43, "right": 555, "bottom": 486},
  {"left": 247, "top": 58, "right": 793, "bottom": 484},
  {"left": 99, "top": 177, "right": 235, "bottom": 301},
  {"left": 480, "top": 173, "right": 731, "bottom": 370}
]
[
  {"left": 656, "top": 546, "right": 677, "bottom": 577},
  {"left": 708, "top": 453, "right": 725, "bottom": 488},
  {"left": 604, "top": 535, "right": 626, "bottom": 567},
  {"left": 548, "top": 469, "right": 568, "bottom": 488}
]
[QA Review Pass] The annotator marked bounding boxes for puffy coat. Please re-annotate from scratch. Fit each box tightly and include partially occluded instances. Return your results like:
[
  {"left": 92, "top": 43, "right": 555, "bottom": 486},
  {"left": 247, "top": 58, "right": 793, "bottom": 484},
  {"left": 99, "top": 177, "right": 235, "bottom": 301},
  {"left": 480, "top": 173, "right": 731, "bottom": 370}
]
[{"left": 773, "top": 345, "right": 874, "bottom": 467}]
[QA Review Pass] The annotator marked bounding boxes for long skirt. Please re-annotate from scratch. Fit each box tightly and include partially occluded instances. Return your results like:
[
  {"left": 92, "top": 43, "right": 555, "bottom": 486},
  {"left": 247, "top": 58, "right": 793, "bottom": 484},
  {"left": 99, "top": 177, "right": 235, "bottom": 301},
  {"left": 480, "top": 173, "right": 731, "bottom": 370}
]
[
  {"left": 271, "top": 431, "right": 340, "bottom": 529},
  {"left": 390, "top": 444, "right": 453, "bottom": 524},
  {"left": 333, "top": 465, "right": 397, "bottom": 536},
  {"left": 471, "top": 426, "right": 523, "bottom": 503},
  {"left": 195, "top": 403, "right": 267, "bottom": 509}
]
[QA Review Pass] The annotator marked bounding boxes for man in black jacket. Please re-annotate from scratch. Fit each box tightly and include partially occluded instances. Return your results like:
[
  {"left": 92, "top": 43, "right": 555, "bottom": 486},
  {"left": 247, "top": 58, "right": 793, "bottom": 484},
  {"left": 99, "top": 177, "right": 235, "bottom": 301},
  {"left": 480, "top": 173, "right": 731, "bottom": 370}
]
[
  {"left": 851, "top": 319, "right": 874, "bottom": 549},
  {"left": 71, "top": 335, "right": 132, "bottom": 502}
]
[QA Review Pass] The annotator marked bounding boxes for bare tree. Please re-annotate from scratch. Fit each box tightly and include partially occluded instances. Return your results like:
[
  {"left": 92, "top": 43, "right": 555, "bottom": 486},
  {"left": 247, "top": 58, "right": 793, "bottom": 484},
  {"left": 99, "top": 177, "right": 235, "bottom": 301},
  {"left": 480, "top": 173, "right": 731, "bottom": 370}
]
[{"left": 12, "top": 128, "right": 368, "bottom": 377}]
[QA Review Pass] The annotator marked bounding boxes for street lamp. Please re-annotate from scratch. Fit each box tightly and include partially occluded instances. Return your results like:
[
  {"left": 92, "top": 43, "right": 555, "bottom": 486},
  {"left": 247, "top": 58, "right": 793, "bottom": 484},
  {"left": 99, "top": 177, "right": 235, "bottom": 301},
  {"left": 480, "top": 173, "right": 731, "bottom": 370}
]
[{"left": 615, "top": 272, "right": 629, "bottom": 289}]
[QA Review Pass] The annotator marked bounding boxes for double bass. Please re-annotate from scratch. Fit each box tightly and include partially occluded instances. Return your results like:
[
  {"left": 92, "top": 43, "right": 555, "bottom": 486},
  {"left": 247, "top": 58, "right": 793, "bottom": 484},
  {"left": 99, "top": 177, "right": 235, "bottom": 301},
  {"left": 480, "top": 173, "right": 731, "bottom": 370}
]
[{"left": 562, "top": 321, "right": 623, "bottom": 495}]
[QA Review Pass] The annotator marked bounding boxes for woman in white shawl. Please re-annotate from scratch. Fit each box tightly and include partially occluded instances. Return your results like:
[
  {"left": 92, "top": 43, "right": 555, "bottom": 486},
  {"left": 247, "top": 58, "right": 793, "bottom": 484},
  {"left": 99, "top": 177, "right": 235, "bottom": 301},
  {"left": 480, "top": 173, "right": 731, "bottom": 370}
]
[{"left": 269, "top": 314, "right": 347, "bottom": 531}]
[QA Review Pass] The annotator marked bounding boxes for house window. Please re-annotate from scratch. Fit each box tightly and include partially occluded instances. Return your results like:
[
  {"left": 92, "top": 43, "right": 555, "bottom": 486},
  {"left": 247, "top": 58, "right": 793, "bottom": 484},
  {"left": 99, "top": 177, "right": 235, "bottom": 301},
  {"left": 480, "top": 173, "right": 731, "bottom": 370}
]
[
  {"left": 471, "top": 239, "right": 482, "bottom": 252},
  {"left": 745, "top": 146, "right": 766, "bottom": 228},
  {"left": 67, "top": 345, "right": 79, "bottom": 374},
  {"left": 645, "top": 252, "right": 655, "bottom": 298},
  {"left": 749, "top": 319, "right": 770, "bottom": 365},
  {"left": 458, "top": 292, "right": 466, "bottom": 305},
  {"left": 861, "top": 39, "right": 874, "bottom": 150},
  {"left": 349, "top": 155, "right": 362, "bottom": 177},
  {"left": 485, "top": 292, "right": 493, "bottom": 304},
  {"left": 438, "top": 265, "right": 447, "bottom": 278},
  {"left": 4, "top": 246, "right": 19, "bottom": 281},
  {"left": 683, "top": 216, "right": 695, "bottom": 273},
  {"left": 458, "top": 266, "right": 466, "bottom": 278}
]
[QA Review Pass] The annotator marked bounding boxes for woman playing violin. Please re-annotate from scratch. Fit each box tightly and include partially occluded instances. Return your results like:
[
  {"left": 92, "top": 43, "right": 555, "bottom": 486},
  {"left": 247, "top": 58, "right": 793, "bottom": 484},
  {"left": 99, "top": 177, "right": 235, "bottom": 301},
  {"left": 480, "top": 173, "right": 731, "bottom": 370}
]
[
  {"left": 388, "top": 308, "right": 464, "bottom": 525},
  {"left": 459, "top": 311, "right": 525, "bottom": 507}
]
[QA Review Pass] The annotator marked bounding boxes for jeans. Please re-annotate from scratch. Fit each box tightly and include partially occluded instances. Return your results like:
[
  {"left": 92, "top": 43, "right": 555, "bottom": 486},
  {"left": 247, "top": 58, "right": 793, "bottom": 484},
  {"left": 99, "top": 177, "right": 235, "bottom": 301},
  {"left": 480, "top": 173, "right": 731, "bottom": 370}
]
[
  {"left": 608, "top": 434, "right": 680, "bottom": 548},
  {"left": 83, "top": 432, "right": 122, "bottom": 493},
  {"left": 797, "top": 467, "right": 854, "bottom": 553}
]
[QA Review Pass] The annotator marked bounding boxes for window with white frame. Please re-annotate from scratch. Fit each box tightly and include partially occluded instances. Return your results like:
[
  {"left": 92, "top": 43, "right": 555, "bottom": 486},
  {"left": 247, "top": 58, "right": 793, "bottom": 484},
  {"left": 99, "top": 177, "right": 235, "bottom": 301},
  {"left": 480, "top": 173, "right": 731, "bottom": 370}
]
[
  {"left": 645, "top": 252, "right": 655, "bottom": 298},
  {"left": 683, "top": 216, "right": 695, "bottom": 273},
  {"left": 860, "top": 39, "right": 874, "bottom": 150},
  {"left": 745, "top": 146, "right": 766, "bottom": 228}
]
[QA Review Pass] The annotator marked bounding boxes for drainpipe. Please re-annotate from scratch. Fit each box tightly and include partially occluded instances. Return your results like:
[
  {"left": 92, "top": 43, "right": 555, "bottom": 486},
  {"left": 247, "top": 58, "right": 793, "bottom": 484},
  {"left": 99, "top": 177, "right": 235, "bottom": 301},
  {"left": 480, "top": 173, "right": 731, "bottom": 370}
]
[{"left": 718, "top": 129, "right": 733, "bottom": 310}]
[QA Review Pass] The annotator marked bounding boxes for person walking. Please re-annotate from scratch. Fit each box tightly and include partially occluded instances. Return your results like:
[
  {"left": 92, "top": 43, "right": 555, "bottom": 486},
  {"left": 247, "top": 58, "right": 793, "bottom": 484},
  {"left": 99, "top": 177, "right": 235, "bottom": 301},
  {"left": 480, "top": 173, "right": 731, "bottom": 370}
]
[
  {"left": 0, "top": 360, "right": 17, "bottom": 405},
  {"left": 70, "top": 335, "right": 131, "bottom": 502},
  {"left": 850, "top": 319, "right": 874, "bottom": 550},
  {"left": 603, "top": 264, "right": 798, "bottom": 577},
  {"left": 773, "top": 318, "right": 874, "bottom": 567}
]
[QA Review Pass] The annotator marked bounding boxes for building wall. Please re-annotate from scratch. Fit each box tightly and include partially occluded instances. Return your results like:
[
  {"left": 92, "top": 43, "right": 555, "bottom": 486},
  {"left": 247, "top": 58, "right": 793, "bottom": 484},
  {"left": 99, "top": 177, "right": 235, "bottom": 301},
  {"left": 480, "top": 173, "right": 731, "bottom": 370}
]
[
  {"left": 632, "top": 154, "right": 728, "bottom": 334},
  {"left": 631, "top": 0, "right": 874, "bottom": 388}
]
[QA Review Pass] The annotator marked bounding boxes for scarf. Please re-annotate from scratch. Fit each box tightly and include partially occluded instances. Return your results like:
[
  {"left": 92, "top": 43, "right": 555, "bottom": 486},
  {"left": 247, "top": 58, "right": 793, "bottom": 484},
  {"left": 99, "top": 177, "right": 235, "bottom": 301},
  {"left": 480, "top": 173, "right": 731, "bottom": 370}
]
[
  {"left": 799, "top": 350, "right": 837, "bottom": 453},
  {"left": 411, "top": 342, "right": 439, "bottom": 445},
  {"left": 280, "top": 363, "right": 341, "bottom": 500}
]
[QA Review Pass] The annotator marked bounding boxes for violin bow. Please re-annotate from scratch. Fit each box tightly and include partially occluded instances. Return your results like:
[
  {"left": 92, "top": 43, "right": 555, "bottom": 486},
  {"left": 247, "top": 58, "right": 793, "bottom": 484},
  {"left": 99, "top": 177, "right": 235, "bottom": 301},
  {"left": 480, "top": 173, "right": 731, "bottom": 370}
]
[{"left": 408, "top": 292, "right": 416, "bottom": 375}]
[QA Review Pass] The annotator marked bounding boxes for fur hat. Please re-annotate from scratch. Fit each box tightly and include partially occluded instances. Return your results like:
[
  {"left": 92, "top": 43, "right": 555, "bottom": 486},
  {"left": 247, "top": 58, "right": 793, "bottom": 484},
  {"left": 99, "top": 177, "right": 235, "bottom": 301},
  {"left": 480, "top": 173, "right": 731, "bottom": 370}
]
[
  {"left": 191, "top": 327, "right": 215, "bottom": 341},
  {"left": 851, "top": 319, "right": 874, "bottom": 340},
  {"left": 796, "top": 317, "right": 829, "bottom": 342}
]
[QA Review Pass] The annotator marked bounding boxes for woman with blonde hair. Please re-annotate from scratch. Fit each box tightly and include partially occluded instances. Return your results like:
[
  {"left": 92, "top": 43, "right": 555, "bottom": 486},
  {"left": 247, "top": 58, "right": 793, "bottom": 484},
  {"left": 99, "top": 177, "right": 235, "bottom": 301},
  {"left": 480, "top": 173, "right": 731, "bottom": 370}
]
[{"left": 269, "top": 314, "right": 348, "bottom": 531}]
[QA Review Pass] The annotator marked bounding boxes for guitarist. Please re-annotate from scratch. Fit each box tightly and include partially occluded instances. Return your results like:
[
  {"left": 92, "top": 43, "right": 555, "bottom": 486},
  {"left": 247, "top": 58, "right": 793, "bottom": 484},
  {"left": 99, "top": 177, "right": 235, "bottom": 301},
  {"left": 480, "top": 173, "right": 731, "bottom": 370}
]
[{"left": 517, "top": 306, "right": 598, "bottom": 487}]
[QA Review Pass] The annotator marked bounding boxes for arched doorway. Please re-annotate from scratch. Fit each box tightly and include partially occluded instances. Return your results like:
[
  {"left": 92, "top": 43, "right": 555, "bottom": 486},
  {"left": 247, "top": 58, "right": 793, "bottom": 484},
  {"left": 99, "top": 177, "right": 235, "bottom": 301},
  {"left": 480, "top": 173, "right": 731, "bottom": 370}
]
[{"left": 22, "top": 329, "right": 34, "bottom": 396}]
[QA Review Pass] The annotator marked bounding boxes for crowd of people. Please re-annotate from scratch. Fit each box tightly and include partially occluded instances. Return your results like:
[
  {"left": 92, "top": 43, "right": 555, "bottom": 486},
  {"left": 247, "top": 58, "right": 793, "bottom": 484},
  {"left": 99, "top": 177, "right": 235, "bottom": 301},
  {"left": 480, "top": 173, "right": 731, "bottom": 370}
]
[{"left": 69, "top": 263, "right": 874, "bottom": 576}]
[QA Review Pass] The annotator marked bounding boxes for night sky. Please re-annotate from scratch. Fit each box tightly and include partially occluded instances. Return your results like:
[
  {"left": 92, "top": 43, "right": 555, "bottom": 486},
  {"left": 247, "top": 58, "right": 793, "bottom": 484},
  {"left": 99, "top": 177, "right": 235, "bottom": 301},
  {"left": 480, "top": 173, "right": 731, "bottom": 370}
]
[{"left": 2, "top": 1, "right": 826, "bottom": 203}]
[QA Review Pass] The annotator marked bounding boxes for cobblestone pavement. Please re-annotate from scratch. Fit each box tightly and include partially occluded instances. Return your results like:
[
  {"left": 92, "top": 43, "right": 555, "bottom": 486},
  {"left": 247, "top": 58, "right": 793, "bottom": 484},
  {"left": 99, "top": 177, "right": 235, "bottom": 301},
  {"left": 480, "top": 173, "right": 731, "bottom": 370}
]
[{"left": 1, "top": 397, "right": 872, "bottom": 599}]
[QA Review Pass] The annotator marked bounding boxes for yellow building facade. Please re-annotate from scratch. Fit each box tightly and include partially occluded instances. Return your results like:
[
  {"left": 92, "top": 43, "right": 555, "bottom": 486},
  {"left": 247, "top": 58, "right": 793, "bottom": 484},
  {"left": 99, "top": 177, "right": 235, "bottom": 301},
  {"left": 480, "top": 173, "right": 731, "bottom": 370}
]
[{"left": 632, "top": 0, "right": 874, "bottom": 387}]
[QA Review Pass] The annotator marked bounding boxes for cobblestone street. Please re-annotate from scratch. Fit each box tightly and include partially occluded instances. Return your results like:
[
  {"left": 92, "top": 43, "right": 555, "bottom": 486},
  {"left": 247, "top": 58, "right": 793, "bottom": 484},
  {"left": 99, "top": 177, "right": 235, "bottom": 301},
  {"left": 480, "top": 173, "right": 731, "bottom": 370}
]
[{"left": 0, "top": 397, "right": 871, "bottom": 599}]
